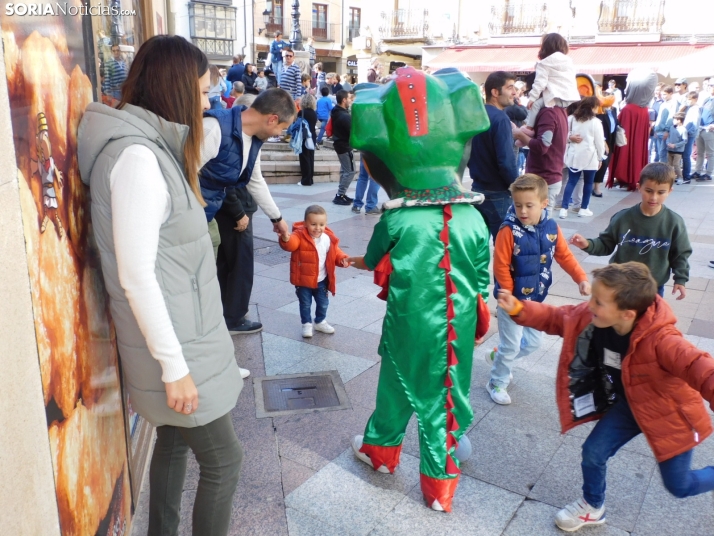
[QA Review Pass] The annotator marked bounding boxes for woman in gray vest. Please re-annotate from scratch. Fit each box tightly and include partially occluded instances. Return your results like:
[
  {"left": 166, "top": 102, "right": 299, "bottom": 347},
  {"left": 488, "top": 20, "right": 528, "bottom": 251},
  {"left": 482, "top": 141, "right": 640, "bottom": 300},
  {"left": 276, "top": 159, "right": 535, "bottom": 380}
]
[{"left": 78, "top": 36, "right": 243, "bottom": 535}]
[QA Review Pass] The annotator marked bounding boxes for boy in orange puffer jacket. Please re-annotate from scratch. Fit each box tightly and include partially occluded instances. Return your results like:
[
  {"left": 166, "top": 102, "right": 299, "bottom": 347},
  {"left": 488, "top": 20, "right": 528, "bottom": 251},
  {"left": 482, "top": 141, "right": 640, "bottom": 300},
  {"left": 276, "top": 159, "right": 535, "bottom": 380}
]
[
  {"left": 497, "top": 262, "right": 714, "bottom": 533},
  {"left": 280, "top": 204, "right": 350, "bottom": 337}
]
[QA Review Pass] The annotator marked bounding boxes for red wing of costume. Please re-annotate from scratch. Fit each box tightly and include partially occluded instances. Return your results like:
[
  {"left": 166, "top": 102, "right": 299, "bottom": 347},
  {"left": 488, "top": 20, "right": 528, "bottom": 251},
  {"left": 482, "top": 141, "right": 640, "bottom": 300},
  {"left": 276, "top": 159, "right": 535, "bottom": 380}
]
[
  {"left": 349, "top": 68, "right": 492, "bottom": 512},
  {"left": 608, "top": 69, "right": 658, "bottom": 191}
]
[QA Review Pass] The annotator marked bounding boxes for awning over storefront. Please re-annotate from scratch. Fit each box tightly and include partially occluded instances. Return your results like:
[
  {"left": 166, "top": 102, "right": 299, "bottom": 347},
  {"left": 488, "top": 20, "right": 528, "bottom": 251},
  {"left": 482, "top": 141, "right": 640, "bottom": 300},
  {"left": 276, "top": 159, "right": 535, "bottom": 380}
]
[{"left": 426, "top": 44, "right": 714, "bottom": 77}]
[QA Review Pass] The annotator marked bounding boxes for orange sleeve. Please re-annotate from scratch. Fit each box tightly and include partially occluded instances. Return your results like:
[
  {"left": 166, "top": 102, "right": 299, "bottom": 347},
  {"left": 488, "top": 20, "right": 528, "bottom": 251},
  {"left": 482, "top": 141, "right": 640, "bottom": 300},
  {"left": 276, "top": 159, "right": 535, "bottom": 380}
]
[
  {"left": 494, "top": 226, "right": 515, "bottom": 292},
  {"left": 553, "top": 226, "right": 588, "bottom": 284},
  {"left": 279, "top": 233, "right": 301, "bottom": 252}
]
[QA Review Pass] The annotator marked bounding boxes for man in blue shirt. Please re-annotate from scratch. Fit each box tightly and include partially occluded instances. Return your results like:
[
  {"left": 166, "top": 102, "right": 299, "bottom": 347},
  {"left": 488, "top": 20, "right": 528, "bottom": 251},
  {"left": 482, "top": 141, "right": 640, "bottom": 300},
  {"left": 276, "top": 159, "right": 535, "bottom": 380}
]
[
  {"left": 693, "top": 83, "right": 714, "bottom": 182},
  {"left": 270, "top": 31, "right": 290, "bottom": 86},
  {"left": 468, "top": 71, "right": 519, "bottom": 242}
]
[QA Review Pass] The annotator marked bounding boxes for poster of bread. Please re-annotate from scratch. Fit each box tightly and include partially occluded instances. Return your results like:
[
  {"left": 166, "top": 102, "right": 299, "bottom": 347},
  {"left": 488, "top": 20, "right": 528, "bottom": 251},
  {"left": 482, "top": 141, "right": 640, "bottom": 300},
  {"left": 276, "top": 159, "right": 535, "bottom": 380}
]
[{"left": 1, "top": 4, "right": 134, "bottom": 534}]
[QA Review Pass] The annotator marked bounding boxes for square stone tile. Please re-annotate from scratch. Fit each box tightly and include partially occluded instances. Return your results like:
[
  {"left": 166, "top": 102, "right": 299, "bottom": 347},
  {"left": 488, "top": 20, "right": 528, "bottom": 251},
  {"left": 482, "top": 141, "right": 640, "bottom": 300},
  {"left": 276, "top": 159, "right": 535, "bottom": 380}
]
[
  {"left": 259, "top": 307, "right": 381, "bottom": 362},
  {"left": 280, "top": 458, "right": 316, "bottom": 498},
  {"left": 254, "top": 263, "right": 292, "bottom": 282},
  {"left": 325, "top": 294, "right": 387, "bottom": 330},
  {"left": 281, "top": 348, "right": 375, "bottom": 383},
  {"left": 286, "top": 508, "right": 342, "bottom": 536},
  {"left": 460, "top": 410, "right": 566, "bottom": 496},
  {"left": 488, "top": 373, "right": 562, "bottom": 433},
  {"left": 262, "top": 333, "right": 323, "bottom": 375},
  {"left": 275, "top": 405, "right": 375, "bottom": 472},
  {"left": 503, "top": 499, "right": 629, "bottom": 536},
  {"left": 361, "top": 319, "right": 383, "bottom": 335},
  {"left": 285, "top": 449, "right": 421, "bottom": 535},
  {"left": 369, "top": 474, "right": 524, "bottom": 536},
  {"left": 688, "top": 319, "right": 714, "bottom": 339},
  {"left": 336, "top": 275, "right": 381, "bottom": 298},
  {"left": 528, "top": 435, "right": 656, "bottom": 533},
  {"left": 344, "top": 363, "right": 380, "bottom": 411}
]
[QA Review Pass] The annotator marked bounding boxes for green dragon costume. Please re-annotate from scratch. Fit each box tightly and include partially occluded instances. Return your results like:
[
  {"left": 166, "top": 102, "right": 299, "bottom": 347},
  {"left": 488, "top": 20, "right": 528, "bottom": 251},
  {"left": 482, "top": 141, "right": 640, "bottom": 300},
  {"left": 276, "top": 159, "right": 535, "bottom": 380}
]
[{"left": 350, "top": 67, "right": 492, "bottom": 512}]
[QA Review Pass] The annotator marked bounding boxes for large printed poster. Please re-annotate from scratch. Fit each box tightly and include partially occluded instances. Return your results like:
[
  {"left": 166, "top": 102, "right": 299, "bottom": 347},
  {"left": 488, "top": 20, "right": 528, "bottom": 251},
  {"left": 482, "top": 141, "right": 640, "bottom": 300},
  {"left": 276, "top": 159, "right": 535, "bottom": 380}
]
[{"left": 1, "top": 4, "right": 137, "bottom": 534}]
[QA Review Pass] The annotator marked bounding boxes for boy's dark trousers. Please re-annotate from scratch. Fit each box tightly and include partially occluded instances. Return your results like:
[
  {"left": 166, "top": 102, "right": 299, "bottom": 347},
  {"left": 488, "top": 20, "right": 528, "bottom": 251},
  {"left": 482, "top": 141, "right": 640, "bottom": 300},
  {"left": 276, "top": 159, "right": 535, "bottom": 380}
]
[
  {"left": 215, "top": 205, "right": 255, "bottom": 327},
  {"left": 296, "top": 279, "right": 328, "bottom": 324},
  {"left": 581, "top": 397, "right": 714, "bottom": 508}
]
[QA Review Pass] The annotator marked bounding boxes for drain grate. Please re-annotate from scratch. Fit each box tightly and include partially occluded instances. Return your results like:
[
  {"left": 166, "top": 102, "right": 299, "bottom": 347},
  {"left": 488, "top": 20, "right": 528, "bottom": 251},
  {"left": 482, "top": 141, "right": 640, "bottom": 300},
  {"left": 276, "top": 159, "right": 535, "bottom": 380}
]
[{"left": 253, "top": 371, "right": 351, "bottom": 418}]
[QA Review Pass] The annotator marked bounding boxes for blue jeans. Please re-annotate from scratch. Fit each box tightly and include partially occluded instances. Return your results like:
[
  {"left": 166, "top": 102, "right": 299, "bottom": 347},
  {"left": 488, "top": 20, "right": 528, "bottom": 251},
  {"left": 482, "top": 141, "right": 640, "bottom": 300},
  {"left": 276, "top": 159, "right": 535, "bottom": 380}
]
[
  {"left": 563, "top": 169, "right": 596, "bottom": 210},
  {"left": 490, "top": 306, "right": 543, "bottom": 388},
  {"left": 682, "top": 135, "right": 695, "bottom": 179},
  {"left": 296, "top": 279, "right": 329, "bottom": 324},
  {"left": 657, "top": 285, "right": 664, "bottom": 297},
  {"left": 316, "top": 118, "right": 328, "bottom": 144},
  {"left": 272, "top": 61, "right": 283, "bottom": 85},
  {"left": 209, "top": 96, "right": 222, "bottom": 110},
  {"left": 655, "top": 132, "right": 669, "bottom": 163},
  {"left": 472, "top": 189, "right": 512, "bottom": 244},
  {"left": 582, "top": 398, "right": 714, "bottom": 508},
  {"left": 353, "top": 162, "right": 380, "bottom": 211}
]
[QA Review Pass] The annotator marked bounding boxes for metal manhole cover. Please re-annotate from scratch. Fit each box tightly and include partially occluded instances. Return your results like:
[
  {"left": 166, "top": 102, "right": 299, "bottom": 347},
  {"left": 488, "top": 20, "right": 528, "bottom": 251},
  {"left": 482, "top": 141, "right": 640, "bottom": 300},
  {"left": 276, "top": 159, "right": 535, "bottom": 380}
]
[{"left": 253, "top": 371, "right": 351, "bottom": 418}]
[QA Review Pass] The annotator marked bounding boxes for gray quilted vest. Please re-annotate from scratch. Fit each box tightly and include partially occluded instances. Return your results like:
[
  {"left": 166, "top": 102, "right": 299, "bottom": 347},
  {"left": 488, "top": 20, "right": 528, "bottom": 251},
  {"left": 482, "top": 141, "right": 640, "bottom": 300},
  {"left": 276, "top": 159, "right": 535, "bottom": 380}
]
[{"left": 78, "top": 102, "right": 242, "bottom": 427}]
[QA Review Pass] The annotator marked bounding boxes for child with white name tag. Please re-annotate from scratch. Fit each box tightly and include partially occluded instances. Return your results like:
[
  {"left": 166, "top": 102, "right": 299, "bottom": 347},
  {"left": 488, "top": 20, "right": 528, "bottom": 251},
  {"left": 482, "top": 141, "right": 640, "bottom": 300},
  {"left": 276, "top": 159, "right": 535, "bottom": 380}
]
[
  {"left": 497, "top": 262, "right": 714, "bottom": 533},
  {"left": 570, "top": 162, "right": 691, "bottom": 300}
]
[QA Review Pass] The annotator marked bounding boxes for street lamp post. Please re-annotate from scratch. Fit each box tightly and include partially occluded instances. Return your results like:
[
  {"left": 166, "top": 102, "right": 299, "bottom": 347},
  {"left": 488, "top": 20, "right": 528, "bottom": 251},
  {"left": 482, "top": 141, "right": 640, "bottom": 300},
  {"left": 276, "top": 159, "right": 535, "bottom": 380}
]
[{"left": 290, "top": 0, "right": 303, "bottom": 51}]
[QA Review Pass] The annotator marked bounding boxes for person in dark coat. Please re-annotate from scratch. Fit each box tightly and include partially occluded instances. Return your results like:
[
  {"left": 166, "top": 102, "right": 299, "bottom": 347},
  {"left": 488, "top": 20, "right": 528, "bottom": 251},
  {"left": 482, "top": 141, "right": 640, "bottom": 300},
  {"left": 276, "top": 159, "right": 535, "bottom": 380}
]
[
  {"left": 242, "top": 63, "right": 259, "bottom": 95},
  {"left": 298, "top": 94, "right": 318, "bottom": 186},
  {"left": 226, "top": 55, "right": 245, "bottom": 86},
  {"left": 594, "top": 98, "right": 618, "bottom": 196},
  {"left": 215, "top": 187, "right": 262, "bottom": 333}
]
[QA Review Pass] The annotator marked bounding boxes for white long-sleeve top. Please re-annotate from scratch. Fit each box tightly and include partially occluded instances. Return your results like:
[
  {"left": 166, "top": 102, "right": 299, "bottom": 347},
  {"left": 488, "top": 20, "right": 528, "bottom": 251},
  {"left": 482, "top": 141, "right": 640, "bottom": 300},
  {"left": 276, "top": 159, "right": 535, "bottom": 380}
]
[
  {"left": 109, "top": 114, "right": 281, "bottom": 383},
  {"left": 564, "top": 115, "right": 606, "bottom": 171},
  {"left": 528, "top": 52, "right": 581, "bottom": 108}
]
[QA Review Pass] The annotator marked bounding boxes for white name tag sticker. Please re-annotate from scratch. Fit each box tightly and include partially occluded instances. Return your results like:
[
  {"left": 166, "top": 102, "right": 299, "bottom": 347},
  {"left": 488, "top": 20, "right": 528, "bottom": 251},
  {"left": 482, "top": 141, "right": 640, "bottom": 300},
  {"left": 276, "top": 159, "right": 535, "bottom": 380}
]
[
  {"left": 574, "top": 392, "right": 596, "bottom": 418},
  {"left": 604, "top": 349, "right": 622, "bottom": 370}
]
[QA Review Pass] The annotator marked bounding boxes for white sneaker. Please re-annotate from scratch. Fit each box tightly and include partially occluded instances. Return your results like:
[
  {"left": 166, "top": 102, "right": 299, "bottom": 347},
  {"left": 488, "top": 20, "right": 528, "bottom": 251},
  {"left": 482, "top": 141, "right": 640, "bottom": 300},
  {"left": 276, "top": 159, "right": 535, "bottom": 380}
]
[
  {"left": 559, "top": 208, "right": 568, "bottom": 219},
  {"left": 555, "top": 498, "right": 606, "bottom": 532},
  {"left": 314, "top": 321, "right": 335, "bottom": 334},
  {"left": 239, "top": 367, "right": 250, "bottom": 379},
  {"left": 351, "top": 435, "right": 391, "bottom": 474},
  {"left": 302, "top": 323, "right": 313, "bottom": 338},
  {"left": 578, "top": 208, "right": 594, "bottom": 217},
  {"left": 485, "top": 349, "right": 513, "bottom": 380},
  {"left": 486, "top": 380, "right": 511, "bottom": 405}
]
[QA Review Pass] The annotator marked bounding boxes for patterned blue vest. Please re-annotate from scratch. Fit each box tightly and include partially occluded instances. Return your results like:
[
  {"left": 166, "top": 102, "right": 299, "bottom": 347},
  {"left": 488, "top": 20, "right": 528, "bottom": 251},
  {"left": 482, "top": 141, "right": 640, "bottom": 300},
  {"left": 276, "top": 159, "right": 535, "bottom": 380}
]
[
  {"left": 494, "top": 208, "right": 559, "bottom": 303},
  {"left": 200, "top": 106, "right": 264, "bottom": 221}
]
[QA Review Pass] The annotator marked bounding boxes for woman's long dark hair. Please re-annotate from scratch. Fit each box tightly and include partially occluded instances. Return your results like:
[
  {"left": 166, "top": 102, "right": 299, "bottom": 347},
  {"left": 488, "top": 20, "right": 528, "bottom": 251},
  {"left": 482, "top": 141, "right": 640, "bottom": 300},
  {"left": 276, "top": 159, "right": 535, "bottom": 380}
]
[
  {"left": 119, "top": 35, "right": 208, "bottom": 205},
  {"left": 573, "top": 96, "right": 599, "bottom": 122}
]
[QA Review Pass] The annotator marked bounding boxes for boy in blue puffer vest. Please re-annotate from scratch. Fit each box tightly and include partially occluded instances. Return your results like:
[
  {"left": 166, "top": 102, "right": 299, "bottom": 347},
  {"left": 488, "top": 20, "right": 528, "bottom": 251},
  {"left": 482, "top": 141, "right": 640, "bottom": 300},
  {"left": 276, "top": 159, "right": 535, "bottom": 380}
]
[{"left": 486, "top": 174, "right": 591, "bottom": 404}]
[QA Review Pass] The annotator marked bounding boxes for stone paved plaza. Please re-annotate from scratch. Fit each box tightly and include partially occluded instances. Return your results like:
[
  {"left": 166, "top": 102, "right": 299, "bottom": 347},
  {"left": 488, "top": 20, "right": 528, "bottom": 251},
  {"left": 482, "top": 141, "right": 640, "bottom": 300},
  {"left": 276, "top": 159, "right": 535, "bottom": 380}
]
[{"left": 132, "top": 179, "right": 714, "bottom": 536}]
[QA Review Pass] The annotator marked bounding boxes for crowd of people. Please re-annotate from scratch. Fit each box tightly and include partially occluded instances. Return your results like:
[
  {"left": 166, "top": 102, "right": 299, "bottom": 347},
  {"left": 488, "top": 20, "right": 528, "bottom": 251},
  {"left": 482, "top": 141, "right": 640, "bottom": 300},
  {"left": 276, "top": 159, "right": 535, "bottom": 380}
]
[{"left": 75, "top": 32, "right": 714, "bottom": 536}]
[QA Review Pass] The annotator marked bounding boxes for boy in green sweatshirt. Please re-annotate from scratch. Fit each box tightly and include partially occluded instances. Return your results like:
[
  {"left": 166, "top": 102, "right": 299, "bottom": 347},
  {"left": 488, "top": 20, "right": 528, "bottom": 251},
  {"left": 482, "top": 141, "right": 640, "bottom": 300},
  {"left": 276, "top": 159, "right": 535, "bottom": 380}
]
[{"left": 570, "top": 162, "right": 691, "bottom": 299}]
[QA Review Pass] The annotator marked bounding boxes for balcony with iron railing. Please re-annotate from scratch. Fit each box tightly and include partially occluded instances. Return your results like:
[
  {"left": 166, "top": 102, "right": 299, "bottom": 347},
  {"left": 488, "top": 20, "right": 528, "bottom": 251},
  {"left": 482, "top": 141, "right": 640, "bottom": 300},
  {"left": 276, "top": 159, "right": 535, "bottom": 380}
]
[
  {"left": 598, "top": 0, "right": 665, "bottom": 33},
  {"left": 489, "top": 2, "right": 548, "bottom": 35},
  {"left": 347, "top": 26, "right": 360, "bottom": 43},
  {"left": 379, "top": 9, "right": 429, "bottom": 40},
  {"left": 267, "top": 19, "right": 339, "bottom": 41}
]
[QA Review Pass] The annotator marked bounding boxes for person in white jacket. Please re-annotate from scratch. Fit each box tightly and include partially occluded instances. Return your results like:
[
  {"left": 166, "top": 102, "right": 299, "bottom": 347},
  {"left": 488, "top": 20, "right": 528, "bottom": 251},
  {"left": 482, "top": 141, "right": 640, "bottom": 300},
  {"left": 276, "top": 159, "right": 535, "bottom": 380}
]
[
  {"left": 560, "top": 96, "right": 606, "bottom": 219},
  {"left": 522, "top": 33, "right": 580, "bottom": 132}
]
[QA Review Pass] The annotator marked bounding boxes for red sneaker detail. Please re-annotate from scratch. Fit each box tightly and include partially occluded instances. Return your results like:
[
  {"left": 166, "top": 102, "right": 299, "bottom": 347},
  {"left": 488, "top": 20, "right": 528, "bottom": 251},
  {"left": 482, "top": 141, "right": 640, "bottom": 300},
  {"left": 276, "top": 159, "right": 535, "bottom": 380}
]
[
  {"left": 420, "top": 474, "right": 459, "bottom": 512},
  {"left": 358, "top": 442, "right": 402, "bottom": 474}
]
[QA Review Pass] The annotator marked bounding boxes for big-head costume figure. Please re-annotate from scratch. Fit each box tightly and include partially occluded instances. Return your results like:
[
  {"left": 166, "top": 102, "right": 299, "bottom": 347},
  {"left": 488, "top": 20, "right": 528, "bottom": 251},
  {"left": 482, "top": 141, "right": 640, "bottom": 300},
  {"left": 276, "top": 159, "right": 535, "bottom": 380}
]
[{"left": 349, "top": 67, "right": 492, "bottom": 512}]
